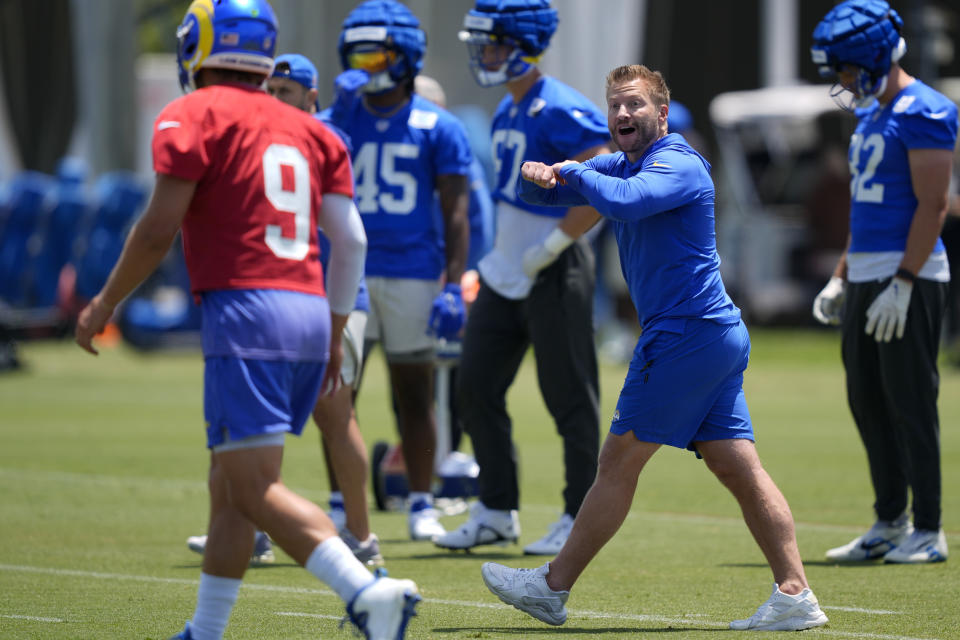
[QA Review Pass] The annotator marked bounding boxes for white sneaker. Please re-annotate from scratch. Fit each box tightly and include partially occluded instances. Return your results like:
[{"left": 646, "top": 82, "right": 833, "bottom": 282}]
[
  {"left": 346, "top": 575, "right": 421, "bottom": 640},
  {"left": 883, "top": 528, "right": 948, "bottom": 564},
  {"left": 409, "top": 505, "right": 446, "bottom": 541},
  {"left": 523, "top": 514, "right": 574, "bottom": 556},
  {"left": 730, "top": 583, "right": 828, "bottom": 631},
  {"left": 826, "top": 514, "right": 913, "bottom": 561},
  {"left": 185, "top": 531, "right": 275, "bottom": 565},
  {"left": 434, "top": 502, "right": 520, "bottom": 550},
  {"left": 186, "top": 535, "right": 206, "bottom": 555},
  {"left": 481, "top": 562, "right": 568, "bottom": 626}
]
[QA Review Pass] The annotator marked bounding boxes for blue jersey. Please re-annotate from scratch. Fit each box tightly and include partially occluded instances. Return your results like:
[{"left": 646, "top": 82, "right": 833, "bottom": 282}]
[
  {"left": 848, "top": 80, "right": 958, "bottom": 253},
  {"left": 336, "top": 94, "right": 473, "bottom": 279},
  {"left": 518, "top": 133, "right": 740, "bottom": 333},
  {"left": 490, "top": 76, "right": 609, "bottom": 218}
]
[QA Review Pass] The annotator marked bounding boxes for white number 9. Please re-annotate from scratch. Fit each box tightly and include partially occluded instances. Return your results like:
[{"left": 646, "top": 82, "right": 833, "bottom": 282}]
[{"left": 263, "top": 143, "right": 311, "bottom": 260}]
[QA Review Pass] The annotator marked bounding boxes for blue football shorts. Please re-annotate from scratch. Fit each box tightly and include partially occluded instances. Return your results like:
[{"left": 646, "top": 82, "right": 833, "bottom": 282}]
[
  {"left": 609, "top": 318, "right": 754, "bottom": 451},
  {"left": 203, "top": 356, "right": 326, "bottom": 449}
]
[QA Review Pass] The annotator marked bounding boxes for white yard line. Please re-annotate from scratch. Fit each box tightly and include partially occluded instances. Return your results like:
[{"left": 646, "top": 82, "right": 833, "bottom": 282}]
[
  {"left": 0, "top": 614, "right": 65, "bottom": 623},
  {"left": 825, "top": 606, "right": 903, "bottom": 615},
  {"left": 0, "top": 564, "right": 941, "bottom": 640}
]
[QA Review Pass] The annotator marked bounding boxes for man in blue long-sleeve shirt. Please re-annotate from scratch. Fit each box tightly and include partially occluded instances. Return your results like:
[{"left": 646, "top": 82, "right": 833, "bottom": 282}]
[{"left": 479, "top": 64, "right": 828, "bottom": 632}]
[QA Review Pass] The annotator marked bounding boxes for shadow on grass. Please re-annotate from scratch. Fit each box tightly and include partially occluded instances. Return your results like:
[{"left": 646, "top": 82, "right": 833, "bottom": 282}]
[
  {"left": 719, "top": 560, "right": 884, "bottom": 569},
  {"left": 432, "top": 626, "right": 714, "bottom": 635},
  {"left": 172, "top": 562, "right": 301, "bottom": 571},
  {"left": 408, "top": 550, "right": 521, "bottom": 561}
]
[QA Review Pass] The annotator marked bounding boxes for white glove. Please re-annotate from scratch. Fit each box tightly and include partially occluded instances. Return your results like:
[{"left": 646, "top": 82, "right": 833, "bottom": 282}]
[
  {"left": 865, "top": 277, "right": 913, "bottom": 342},
  {"left": 812, "top": 276, "right": 846, "bottom": 325},
  {"left": 522, "top": 228, "right": 574, "bottom": 278}
]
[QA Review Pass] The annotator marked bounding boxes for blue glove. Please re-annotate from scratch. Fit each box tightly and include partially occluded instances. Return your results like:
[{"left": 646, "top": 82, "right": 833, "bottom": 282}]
[
  {"left": 428, "top": 283, "right": 466, "bottom": 340},
  {"left": 327, "top": 69, "right": 369, "bottom": 127}
]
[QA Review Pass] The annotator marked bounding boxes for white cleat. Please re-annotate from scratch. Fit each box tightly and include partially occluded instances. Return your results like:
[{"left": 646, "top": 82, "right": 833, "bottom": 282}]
[
  {"left": 434, "top": 501, "right": 520, "bottom": 550},
  {"left": 884, "top": 528, "right": 948, "bottom": 564},
  {"left": 523, "top": 513, "right": 574, "bottom": 556},
  {"left": 346, "top": 575, "right": 421, "bottom": 640},
  {"left": 730, "top": 583, "right": 828, "bottom": 631},
  {"left": 481, "top": 562, "right": 568, "bottom": 626},
  {"left": 826, "top": 515, "right": 913, "bottom": 561},
  {"left": 408, "top": 505, "right": 446, "bottom": 541}
]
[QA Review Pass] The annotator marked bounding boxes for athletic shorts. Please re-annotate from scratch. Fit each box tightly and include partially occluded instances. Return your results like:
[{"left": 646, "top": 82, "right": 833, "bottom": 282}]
[
  {"left": 365, "top": 276, "right": 439, "bottom": 362},
  {"left": 204, "top": 357, "right": 327, "bottom": 449},
  {"left": 609, "top": 319, "right": 754, "bottom": 450}
]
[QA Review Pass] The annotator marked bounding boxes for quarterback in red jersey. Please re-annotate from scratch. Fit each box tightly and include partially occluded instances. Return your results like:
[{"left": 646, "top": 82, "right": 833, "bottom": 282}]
[
  {"left": 75, "top": 2, "right": 420, "bottom": 639},
  {"left": 153, "top": 81, "right": 353, "bottom": 296}
]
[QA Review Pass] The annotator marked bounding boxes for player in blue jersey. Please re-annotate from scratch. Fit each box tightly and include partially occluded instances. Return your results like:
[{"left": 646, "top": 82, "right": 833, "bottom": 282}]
[
  {"left": 325, "top": 0, "right": 472, "bottom": 541},
  {"left": 434, "top": 0, "right": 610, "bottom": 556},
  {"left": 810, "top": 0, "right": 955, "bottom": 564},
  {"left": 479, "top": 64, "right": 828, "bottom": 632},
  {"left": 185, "top": 52, "right": 383, "bottom": 568}
]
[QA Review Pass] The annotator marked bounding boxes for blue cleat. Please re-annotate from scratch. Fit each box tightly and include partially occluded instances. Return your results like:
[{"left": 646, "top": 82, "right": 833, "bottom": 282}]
[{"left": 168, "top": 621, "right": 193, "bottom": 639}]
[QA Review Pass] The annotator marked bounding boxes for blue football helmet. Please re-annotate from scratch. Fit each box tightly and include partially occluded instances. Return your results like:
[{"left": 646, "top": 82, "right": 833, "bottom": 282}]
[
  {"left": 337, "top": 0, "right": 426, "bottom": 94},
  {"left": 176, "top": 0, "right": 278, "bottom": 92},
  {"left": 459, "top": 0, "right": 558, "bottom": 87},
  {"left": 810, "top": 0, "right": 905, "bottom": 109}
]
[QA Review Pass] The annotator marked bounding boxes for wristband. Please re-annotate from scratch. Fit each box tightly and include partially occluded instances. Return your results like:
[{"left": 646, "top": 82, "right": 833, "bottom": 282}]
[
  {"left": 895, "top": 268, "right": 916, "bottom": 283},
  {"left": 543, "top": 228, "right": 574, "bottom": 254}
]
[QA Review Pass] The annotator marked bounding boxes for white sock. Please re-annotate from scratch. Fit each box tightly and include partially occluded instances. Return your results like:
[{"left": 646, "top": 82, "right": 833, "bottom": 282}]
[
  {"left": 305, "top": 537, "right": 375, "bottom": 602},
  {"left": 408, "top": 492, "right": 433, "bottom": 510},
  {"left": 190, "top": 573, "right": 241, "bottom": 640}
]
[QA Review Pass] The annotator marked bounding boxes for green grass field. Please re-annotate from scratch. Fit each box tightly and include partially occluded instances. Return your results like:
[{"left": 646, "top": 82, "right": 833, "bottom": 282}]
[{"left": 1, "top": 329, "right": 957, "bottom": 639}]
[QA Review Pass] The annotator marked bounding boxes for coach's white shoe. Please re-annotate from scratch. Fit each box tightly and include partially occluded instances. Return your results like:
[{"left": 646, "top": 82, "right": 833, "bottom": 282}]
[
  {"left": 346, "top": 575, "right": 421, "bottom": 640},
  {"left": 524, "top": 513, "right": 574, "bottom": 555},
  {"left": 883, "top": 529, "right": 948, "bottom": 564},
  {"left": 481, "top": 562, "right": 568, "bottom": 626},
  {"left": 826, "top": 514, "right": 912, "bottom": 561},
  {"left": 730, "top": 583, "right": 828, "bottom": 631},
  {"left": 434, "top": 501, "right": 520, "bottom": 550}
]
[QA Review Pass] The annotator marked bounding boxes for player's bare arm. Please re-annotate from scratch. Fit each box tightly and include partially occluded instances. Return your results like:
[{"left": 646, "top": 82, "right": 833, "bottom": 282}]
[
  {"left": 75, "top": 174, "right": 196, "bottom": 355},
  {"left": 900, "top": 147, "right": 954, "bottom": 276},
  {"left": 436, "top": 173, "right": 470, "bottom": 285}
]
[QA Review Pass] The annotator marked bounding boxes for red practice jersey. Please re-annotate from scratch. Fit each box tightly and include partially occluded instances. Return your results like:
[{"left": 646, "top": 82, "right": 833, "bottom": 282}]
[{"left": 152, "top": 83, "right": 353, "bottom": 296}]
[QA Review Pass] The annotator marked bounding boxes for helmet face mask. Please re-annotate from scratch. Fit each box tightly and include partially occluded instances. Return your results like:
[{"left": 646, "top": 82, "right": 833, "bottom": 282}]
[
  {"left": 458, "top": 29, "right": 531, "bottom": 87},
  {"left": 459, "top": 0, "right": 558, "bottom": 87},
  {"left": 337, "top": 0, "right": 426, "bottom": 95},
  {"left": 810, "top": 0, "right": 905, "bottom": 110},
  {"left": 176, "top": 0, "right": 278, "bottom": 92},
  {"left": 343, "top": 42, "right": 405, "bottom": 94}
]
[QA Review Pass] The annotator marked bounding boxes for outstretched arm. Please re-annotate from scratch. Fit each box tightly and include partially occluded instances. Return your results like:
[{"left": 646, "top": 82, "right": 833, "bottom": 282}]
[
  {"left": 556, "top": 156, "right": 702, "bottom": 221},
  {"left": 517, "top": 160, "right": 589, "bottom": 208},
  {"left": 75, "top": 173, "right": 196, "bottom": 355}
]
